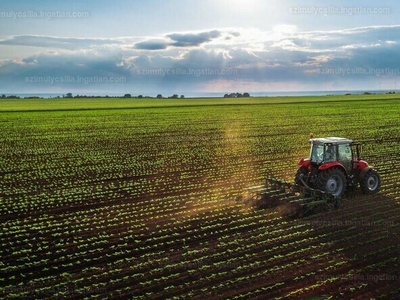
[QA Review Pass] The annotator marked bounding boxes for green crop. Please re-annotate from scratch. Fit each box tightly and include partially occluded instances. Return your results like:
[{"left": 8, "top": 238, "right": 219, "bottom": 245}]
[{"left": 1, "top": 95, "right": 400, "bottom": 299}]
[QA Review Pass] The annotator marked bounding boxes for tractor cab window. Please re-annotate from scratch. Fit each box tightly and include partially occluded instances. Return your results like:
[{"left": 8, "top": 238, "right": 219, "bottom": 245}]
[
  {"left": 338, "top": 144, "right": 352, "bottom": 170},
  {"left": 324, "top": 144, "right": 336, "bottom": 162},
  {"left": 311, "top": 144, "right": 324, "bottom": 163}
]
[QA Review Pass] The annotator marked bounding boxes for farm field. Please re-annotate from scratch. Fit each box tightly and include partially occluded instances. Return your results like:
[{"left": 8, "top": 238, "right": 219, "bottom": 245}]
[{"left": 1, "top": 95, "right": 400, "bottom": 299}]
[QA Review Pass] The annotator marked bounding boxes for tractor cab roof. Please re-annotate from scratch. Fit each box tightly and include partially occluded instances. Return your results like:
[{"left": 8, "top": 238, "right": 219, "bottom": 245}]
[{"left": 309, "top": 137, "right": 353, "bottom": 145}]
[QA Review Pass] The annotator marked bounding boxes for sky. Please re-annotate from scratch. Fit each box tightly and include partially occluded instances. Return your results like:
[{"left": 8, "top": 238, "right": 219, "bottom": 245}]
[{"left": 1, "top": 0, "right": 400, "bottom": 96}]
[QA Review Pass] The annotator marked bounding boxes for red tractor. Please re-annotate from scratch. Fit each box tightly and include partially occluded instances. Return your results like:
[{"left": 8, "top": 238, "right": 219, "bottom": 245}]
[
  {"left": 243, "top": 135, "right": 382, "bottom": 216},
  {"left": 295, "top": 136, "right": 381, "bottom": 197}
]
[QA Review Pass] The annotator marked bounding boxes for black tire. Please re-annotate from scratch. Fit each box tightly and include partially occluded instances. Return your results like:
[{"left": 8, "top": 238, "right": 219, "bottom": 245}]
[
  {"left": 294, "top": 166, "right": 309, "bottom": 194},
  {"left": 316, "top": 168, "right": 346, "bottom": 198},
  {"left": 360, "top": 169, "right": 381, "bottom": 194},
  {"left": 294, "top": 166, "right": 308, "bottom": 186}
]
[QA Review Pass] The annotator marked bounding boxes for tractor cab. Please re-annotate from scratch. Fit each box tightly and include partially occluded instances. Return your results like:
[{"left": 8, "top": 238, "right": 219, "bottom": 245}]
[{"left": 309, "top": 137, "right": 354, "bottom": 172}]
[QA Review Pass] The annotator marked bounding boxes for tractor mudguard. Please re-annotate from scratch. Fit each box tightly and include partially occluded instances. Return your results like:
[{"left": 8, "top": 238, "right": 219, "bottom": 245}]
[
  {"left": 298, "top": 158, "right": 311, "bottom": 168},
  {"left": 357, "top": 159, "right": 369, "bottom": 170},
  {"left": 318, "top": 161, "right": 348, "bottom": 176}
]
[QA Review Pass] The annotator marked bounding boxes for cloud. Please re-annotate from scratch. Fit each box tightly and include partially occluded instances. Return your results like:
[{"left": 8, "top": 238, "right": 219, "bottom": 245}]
[
  {"left": 291, "top": 25, "right": 400, "bottom": 52},
  {"left": 133, "top": 29, "right": 238, "bottom": 50},
  {"left": 1, "top": 25, "right": 400, "bottom": 94},
  {"left": 134, "top": 39, "right": 169, "bottom": 50},
  {"left": 166, "top": 30, "right": 222, "bottom": 47},
  {"left": 0, "top": 35, "right": 124, "bottom": 50}
]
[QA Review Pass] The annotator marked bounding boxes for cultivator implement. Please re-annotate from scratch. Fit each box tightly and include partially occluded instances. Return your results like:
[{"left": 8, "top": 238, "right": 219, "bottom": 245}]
[{"left": 242, "top": 178, "right": 341, "bottom": 217}]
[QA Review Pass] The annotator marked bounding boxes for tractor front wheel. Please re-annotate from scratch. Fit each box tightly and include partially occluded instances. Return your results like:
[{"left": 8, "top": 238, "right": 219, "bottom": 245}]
[
  {"left": 360, "top": 169, "right": 381, "bottom": 194},
  {"left": 316, "top": 168, "right": 346, "bottom": 198}
]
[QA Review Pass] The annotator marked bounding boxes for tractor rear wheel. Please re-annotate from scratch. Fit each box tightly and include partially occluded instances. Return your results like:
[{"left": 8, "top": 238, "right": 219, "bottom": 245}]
[
  {"left": 316, "top": 168, "right": 346, "bottom": 198},
  {"left": 294, "top": 166, "right": 308, "bottom": 186},
  {"left": 360, "top": 169, "right": 381, "bottom": 194},
  {"left": 294, "top": 166, "right": 309, "bottom": 194}
]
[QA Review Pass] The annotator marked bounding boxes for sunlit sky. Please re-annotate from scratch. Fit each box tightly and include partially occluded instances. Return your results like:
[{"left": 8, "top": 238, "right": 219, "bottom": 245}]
[{"left": 1, "top": 0, "right": 400, "bottom": 96}]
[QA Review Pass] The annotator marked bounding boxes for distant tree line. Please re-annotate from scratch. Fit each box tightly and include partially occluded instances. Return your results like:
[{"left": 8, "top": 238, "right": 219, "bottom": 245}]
[
  {"left": 2, "top": 94, "right": 21, "bottom": 99},
  {"left": 223, "top": 92, "right": 251, "bottom": 98},
  {"left": 66, "top": 93, "right": 185, "bottom": 99},
  {"left": 0, "top": 93, "right": 187, "bottom": 99},
  {"left": 125, "top": 93, "right": 184, "bottom": 99},
  {"left": 3, "top": 91, "right": 398, "bottom": 100}
]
